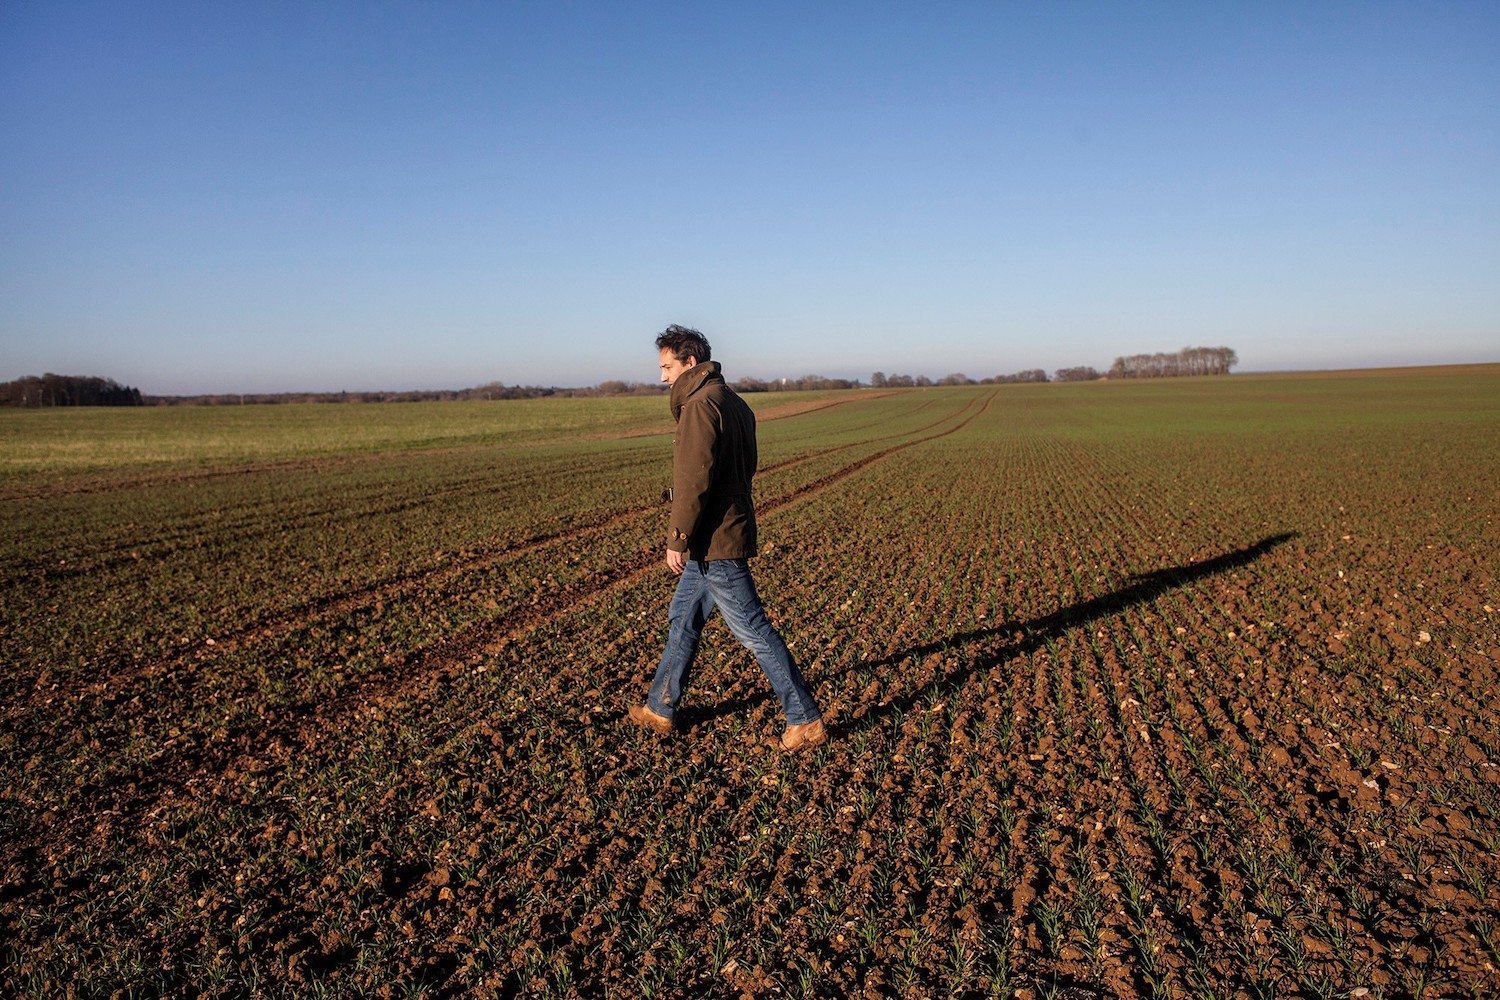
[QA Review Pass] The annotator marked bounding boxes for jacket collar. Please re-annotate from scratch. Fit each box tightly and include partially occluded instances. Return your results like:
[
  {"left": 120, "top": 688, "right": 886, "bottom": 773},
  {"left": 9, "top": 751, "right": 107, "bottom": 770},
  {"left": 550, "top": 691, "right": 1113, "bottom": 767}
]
[{"left": 669, "top": 360, "right": 723, "bottom": 421}]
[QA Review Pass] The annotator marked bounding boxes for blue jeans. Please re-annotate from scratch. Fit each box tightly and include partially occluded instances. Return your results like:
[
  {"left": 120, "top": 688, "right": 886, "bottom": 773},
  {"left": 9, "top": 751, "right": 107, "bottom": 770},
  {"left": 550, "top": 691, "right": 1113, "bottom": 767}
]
[{"left": 647, "top": 558, "right": 821, "bottom": 727}]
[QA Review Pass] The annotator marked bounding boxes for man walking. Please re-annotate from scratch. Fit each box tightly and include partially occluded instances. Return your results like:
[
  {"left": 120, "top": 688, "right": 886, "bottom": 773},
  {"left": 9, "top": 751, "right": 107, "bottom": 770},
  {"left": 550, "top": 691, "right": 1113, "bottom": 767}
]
[{"left": 627, "top": 325, "right": 826, "bottom": 752}]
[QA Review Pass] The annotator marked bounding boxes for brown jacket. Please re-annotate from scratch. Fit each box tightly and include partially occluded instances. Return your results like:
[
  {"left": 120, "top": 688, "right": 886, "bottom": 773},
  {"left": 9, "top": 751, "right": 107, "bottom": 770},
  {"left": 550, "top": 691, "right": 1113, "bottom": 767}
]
[{"left": 667, "top": 361, "right": 758, "bottom": 560}]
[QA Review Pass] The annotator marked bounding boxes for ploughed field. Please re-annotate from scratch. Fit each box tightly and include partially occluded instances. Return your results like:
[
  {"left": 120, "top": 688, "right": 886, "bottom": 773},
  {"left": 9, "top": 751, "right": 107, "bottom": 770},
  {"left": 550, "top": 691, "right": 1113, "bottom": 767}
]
[{"left": 2, "top": 367, "right": 1497, "bottom": 998}]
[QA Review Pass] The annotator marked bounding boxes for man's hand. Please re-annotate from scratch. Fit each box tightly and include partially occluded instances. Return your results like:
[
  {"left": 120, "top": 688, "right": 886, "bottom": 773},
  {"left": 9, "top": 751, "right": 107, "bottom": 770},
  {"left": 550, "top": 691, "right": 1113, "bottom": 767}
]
[{"left": 666, "top": 547, "right": 687, "bottom": 574}]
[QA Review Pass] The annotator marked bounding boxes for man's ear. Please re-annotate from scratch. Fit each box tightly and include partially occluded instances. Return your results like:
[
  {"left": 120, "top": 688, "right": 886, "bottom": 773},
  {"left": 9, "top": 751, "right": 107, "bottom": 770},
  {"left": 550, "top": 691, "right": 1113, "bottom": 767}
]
[{"left": 685, "top": 356, "right": 698, "bottom": 368}]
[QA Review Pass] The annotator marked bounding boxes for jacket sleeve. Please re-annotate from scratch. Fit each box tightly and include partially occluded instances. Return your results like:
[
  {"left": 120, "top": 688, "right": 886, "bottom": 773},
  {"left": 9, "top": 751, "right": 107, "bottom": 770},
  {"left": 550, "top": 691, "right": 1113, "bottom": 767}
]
[{"left": 668, "top": 399, "right": 718, "bottom": 552}]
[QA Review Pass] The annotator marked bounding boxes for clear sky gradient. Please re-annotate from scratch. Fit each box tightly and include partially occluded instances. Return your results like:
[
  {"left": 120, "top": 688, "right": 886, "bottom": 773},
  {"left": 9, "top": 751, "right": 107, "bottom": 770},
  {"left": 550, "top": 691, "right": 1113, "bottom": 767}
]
[{"left": 3, "top": 2, "right": 1497, "bottom": 394}]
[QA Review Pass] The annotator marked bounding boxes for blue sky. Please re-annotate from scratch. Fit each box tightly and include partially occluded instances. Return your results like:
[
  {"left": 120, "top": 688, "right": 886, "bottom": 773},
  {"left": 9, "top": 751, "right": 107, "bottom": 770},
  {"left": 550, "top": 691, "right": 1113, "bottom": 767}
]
[{"left": 3, "top": 2, "right": 1496, "bottom": 393}]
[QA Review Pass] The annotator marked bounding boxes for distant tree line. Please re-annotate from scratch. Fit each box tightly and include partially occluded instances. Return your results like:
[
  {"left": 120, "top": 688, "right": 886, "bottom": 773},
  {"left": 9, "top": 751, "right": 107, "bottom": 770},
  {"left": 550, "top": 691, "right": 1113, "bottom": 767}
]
[
  {"left": 7, "top": 346, "right": 1238, "bottom": 407},
  {"left": 733, "top": 375, "right": 863, "bottom": 392},
  {"left": 1108, "top": 346, "right": 1238, "bottom": 379},
  {"left": 870, "top": 371, "right": 1050, "bottom": 387},
  {"left": 146, "top": 382, "right": 664, "bottom": 406},
  {"left": 0, "top": 374, "right": 143, "bottom": 408},
  {"left": 873, "top": 369, "right": 1048, "bottom": 386}
]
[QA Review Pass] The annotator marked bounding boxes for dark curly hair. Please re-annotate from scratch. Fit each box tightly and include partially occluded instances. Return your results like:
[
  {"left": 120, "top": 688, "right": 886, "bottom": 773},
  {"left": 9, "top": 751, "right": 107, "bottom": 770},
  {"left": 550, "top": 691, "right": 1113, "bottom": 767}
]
[{"left": 655, "top": 324, "right": 711, "bottom": 364}]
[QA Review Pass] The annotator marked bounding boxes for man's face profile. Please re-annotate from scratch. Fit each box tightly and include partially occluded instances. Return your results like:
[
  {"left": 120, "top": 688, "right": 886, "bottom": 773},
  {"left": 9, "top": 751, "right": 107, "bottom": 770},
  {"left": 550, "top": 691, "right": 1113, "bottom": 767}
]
[{"left": 659, "top": 348, "right": 695, "bottom": 386}]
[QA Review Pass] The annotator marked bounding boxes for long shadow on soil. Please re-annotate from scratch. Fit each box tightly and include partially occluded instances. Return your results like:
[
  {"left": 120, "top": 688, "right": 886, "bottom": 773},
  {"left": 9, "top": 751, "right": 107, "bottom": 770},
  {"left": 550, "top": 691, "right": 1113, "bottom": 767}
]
[{"left": 687, "top": 531, "right": 1298, "bottom": 730}]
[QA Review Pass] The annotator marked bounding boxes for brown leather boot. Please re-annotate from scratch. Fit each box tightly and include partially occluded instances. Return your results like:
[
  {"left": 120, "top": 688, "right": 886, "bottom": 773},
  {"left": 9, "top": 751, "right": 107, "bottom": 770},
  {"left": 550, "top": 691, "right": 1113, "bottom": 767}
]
[
  {"left": 770, "top": 718, "right": 827, "bottom": 752},
  {"left": 628, "top": 704, "right": 674, "bottom": 737}
]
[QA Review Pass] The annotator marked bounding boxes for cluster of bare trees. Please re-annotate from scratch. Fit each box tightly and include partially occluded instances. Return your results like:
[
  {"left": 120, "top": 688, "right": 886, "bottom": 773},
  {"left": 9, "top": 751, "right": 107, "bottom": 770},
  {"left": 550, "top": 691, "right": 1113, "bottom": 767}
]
[
  {"left": 869, "top": 372, "right": 932, "bottom": 388},
  {"left": 1108, "top": 346, "right": 1238, "bottom": 379},
  {"left": 1053, "top": 366, "right": 1102, "bottom": 382},
  {"left": 983, "top": 369, "right": 1049, "bottom": 384},
  {"left": 0, "top": 374, "right": 143, "bottom": 408}
]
